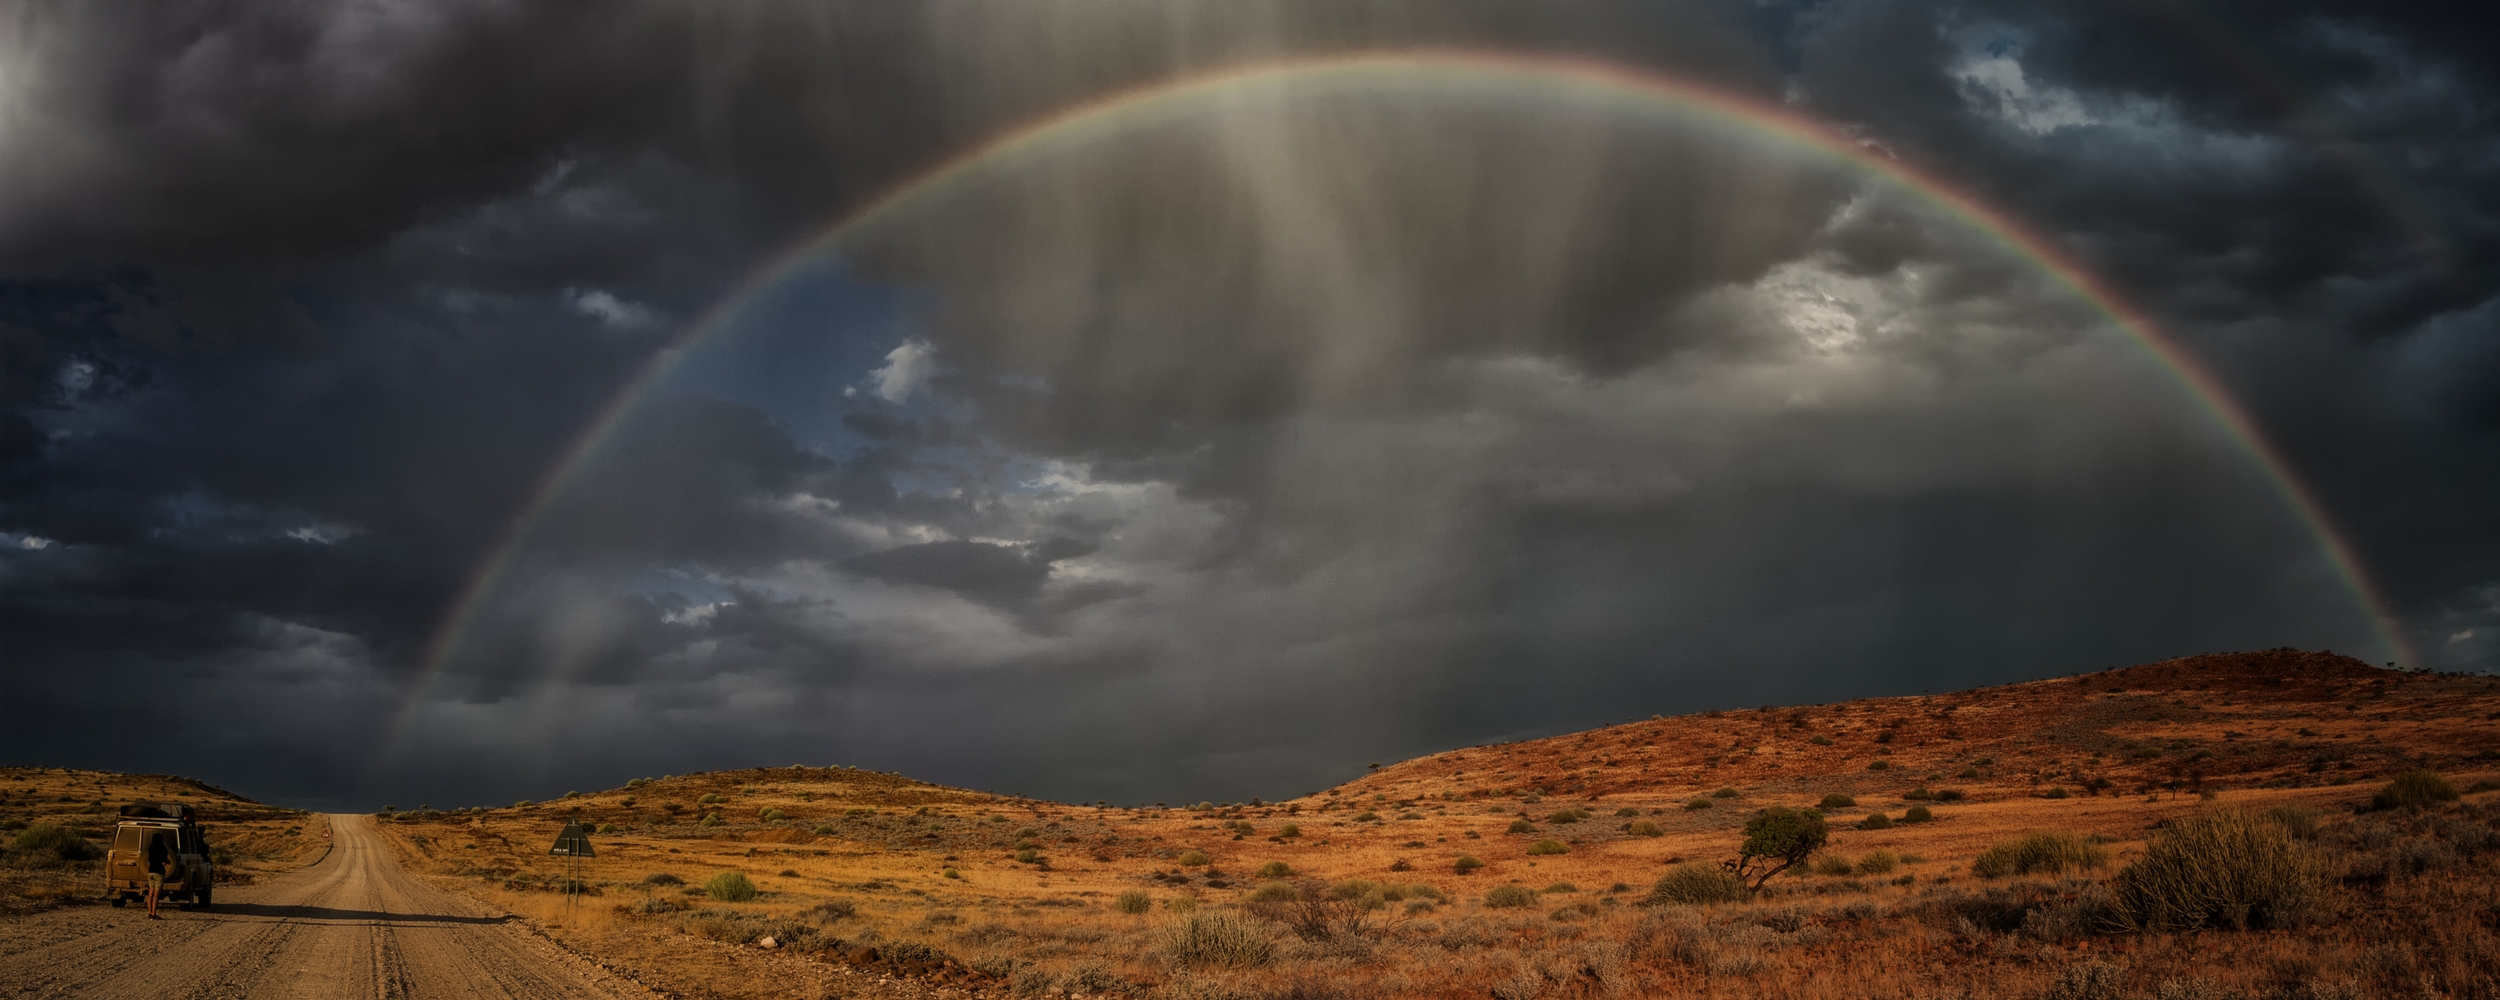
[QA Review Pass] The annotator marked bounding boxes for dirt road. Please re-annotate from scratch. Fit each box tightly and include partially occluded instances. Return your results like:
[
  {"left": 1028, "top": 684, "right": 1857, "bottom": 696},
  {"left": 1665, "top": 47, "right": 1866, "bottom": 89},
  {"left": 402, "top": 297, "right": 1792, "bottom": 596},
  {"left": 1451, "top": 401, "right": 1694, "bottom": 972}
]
[{"left": 0, "top": 815, "right": 656, "bottom": 1000}]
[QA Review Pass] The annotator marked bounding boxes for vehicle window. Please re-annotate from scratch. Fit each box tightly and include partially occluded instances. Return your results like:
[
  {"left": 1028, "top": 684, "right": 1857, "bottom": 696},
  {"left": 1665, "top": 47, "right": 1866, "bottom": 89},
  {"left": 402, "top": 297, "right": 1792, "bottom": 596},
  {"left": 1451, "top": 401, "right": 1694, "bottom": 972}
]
[{"left": 114, "top": 827, "right": 144, "bottom": 852}]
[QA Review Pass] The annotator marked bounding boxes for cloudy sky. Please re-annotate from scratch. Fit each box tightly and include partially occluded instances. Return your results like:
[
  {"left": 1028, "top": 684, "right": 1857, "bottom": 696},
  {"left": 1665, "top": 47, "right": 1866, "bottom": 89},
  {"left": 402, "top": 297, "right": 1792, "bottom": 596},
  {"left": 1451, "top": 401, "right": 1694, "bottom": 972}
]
[{"left": 3, "top": 1, "right": 2494, "bottom": 811}]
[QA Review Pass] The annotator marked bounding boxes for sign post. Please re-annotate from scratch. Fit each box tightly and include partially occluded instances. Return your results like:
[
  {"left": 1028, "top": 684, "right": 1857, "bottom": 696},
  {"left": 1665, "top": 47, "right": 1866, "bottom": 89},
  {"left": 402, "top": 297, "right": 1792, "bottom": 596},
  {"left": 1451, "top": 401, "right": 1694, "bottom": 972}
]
[{"left": 547, "top": 821, "right": 595, "bottom": 910}]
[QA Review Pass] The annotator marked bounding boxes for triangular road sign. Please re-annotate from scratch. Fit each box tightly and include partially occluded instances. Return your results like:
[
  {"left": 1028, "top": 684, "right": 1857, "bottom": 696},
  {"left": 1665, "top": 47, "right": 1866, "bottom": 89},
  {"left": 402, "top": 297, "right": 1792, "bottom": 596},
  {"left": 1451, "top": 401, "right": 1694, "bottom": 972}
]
[{"left": 548, "top": 821, "right": 595, "bottom": 857}]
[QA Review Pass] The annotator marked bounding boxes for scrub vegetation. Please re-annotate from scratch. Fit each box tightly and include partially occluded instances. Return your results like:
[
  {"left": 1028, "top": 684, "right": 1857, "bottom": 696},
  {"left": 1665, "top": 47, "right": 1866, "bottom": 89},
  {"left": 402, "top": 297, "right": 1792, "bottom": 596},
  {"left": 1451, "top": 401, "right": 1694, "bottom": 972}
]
[{"left": 179, "top": 650, "right": 2500, "bottom": 997}]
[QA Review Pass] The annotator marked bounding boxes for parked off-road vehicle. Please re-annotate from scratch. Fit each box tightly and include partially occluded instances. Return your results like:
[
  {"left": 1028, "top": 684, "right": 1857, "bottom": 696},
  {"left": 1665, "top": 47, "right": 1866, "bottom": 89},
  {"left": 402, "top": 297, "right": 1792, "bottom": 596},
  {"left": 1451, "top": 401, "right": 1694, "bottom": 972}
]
[{"left": 104, "top": 802, "right": 216, "bottom": 910}]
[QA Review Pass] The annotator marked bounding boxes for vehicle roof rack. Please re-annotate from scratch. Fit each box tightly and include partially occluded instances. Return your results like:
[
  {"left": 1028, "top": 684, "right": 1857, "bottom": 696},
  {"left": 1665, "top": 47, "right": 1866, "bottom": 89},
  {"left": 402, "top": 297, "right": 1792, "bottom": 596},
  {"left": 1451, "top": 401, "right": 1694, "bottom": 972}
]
[{"left": 118, "top": 802, "right": 195, "bottom": 821}]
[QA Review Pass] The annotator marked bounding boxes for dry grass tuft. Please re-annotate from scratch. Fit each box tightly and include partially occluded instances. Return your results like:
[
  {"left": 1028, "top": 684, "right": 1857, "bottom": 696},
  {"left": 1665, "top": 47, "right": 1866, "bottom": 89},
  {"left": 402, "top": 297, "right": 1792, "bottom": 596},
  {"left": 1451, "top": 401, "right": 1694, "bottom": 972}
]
[
  {"left": 1972, "top": 831, "right": 2107, "bottom": 878},
  {"left": 2109, "top": 807, "right": 2328, "bottom": 932}
]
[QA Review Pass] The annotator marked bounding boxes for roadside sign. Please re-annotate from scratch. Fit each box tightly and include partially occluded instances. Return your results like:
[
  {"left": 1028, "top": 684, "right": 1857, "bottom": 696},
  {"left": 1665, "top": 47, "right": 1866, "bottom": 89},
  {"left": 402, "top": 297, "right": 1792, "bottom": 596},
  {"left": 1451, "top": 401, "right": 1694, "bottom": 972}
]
[{"left": 548, "top": 821, "right": 595, "bottom": 858}]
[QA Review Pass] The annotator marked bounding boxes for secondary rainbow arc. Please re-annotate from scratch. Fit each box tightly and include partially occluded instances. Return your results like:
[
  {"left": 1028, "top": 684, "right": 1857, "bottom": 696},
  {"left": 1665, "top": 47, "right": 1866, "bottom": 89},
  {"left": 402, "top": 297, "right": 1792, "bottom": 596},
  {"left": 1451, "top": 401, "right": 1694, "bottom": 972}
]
[{"left": 390, "top": 50, "right": 2415, "bottom": 751}]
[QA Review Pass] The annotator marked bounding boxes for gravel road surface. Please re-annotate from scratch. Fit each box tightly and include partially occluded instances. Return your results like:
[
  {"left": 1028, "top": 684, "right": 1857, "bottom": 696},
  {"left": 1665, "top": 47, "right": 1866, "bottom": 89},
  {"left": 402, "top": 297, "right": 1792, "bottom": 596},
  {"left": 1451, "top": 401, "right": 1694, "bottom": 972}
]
[{"left": 0, "top": 815, "right": 656, "bottom": 1000}]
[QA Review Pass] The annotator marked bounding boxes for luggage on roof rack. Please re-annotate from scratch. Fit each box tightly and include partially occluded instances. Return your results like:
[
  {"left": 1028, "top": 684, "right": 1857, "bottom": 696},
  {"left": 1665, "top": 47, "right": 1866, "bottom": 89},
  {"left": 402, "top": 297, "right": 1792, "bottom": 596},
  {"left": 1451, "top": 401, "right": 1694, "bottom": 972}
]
[{"left": 118, "top": 802, "right": 194, "bottom": 820}]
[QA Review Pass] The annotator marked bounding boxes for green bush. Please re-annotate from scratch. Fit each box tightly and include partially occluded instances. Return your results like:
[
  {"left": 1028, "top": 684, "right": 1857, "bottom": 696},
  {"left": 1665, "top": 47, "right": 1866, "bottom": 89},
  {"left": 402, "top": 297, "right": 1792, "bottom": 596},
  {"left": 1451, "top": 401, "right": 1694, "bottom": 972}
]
[
  {"left": 1902, "top": 805, "right": 1934, "bottom": 823},
  {"left": 2374, "top": 770, "right": 2461, "bottom": 810},
  {"left": 1277, "top": 823, "right": 1301, "bottom": 838},
  {"left": 759, "top": 808, "right": 787, "bottom": 821},
  {"left": 1735, "top": 806, "right": 1830, "bottom": 889},
  {"left": 1856, "top": 850, "right": 1899, "bottom": 875},
  {"left": 1255, "top": 860, "right": 1293, "bottom": 878},
  {"left": 1525, "top": 840, "right": 1569, "bottom": 856},
  {"left": 1484, "top": 885, "right": 1538, "bottom": 908},
  {"left": 1506, "top": 819, "right": 1539, "bottom": 834},
  {"left": 2109, "top": 807, "right": 2327, "bottom": 932},
  {"left": 9, "top": 824, "right": 97, "bottom": 864},
  {"left": 1454, "top": 855, "right": 1485, "bottom": 874},
  {"left": 1116, "top": 890, "right": 1153, "bottom": 914},
  {"left": 1627, "top": 820, "right": 1663, "bottom": 837},
  {"left": 698, "top": 793, "right": 723, "bottom": 804},
  {"left": 812, "top": 824, "right": 835, "bottom": 835},
  {"left": 1859, "top": 813, "right": 1893, "bottom": 830},
  {"left": 704, "top": 872, "right": 758, "bottom": 902},
  {"left": 1643, "top": 863, "right": 1748, "bottom": 905},
  {"left": 1819, "top": 793, "right": 1857, "bottom": 809},
  {"left": 1972, "top": 831, "right": 2107, "bottom": 878},
  {"left": 1164, "top": 912, "right": 1273, "bottom": 969},
  {"left": 1177, "top": 850, "right": 1210, "bottom": 866}
]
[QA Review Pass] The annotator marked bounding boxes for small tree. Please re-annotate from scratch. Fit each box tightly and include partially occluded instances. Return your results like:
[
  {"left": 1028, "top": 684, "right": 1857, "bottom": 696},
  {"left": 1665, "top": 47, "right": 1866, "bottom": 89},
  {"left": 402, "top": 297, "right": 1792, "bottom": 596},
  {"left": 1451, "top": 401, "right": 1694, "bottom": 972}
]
[{"left": 1727, "top": 806, "right": 1828, "bottom": 893}]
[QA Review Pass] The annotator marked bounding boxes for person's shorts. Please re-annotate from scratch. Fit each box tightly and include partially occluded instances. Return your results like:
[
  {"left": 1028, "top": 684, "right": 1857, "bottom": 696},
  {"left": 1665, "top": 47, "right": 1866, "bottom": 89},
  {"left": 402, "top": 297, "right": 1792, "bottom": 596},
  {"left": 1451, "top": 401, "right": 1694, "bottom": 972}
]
[{"left": 147, "top": 873, "right": 162, "bottom": 888}]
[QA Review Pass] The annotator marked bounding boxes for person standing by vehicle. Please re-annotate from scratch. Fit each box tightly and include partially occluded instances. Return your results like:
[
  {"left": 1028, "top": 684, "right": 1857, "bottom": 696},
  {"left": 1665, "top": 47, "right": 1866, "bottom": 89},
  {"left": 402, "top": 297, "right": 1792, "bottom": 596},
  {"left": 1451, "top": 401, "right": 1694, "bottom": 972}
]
[{"left": 144, "top": 832, "right": 176, "bottom": 919}]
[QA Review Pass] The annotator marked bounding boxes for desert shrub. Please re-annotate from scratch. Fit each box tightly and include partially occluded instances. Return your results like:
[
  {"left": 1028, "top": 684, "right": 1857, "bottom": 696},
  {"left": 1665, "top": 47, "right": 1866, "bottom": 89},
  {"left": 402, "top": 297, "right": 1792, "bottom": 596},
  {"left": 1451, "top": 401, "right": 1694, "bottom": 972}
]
[
  {"left": 1116, "top": 890, "right": 1153, "bottom": 914},
  {"left": 9, "top": 824, "right": 98, "bottom": 864},
  {"left": 1484, "top": 885, "right": 1538, "bottom": 908},
  {"left": 1167, "top": 896, "right": 1198, "bottom": 913},
  {"left": 1526, "top": 840, "right": 1569, "bottom": 856},
  {"left": 1327, "top": 879, "right": 1379, "bottom": 900},
  {"left": 641, "top": 872, "right": 684, "bottom": 885},
  {"left": 1013, "top": 848, "right": 1040, "bottom": 864},
  {"left": 1936, "top": 789, "right": 1967, "bottom": 802},
  {"left": 1627, "top": 820, "right": 1663, "bottom": 837},
  {"left": 811, "top": 824, "right": 834, "bottom": 835},
  {"left": 1811, "top": 735, "right": 1835, "bottom": 746},
  {"left": 2040, "top": 961, "right": 2128, "bottom": 1000},
  {"left": 704, "top": 872, "right": 758, "bottom": 902},
  {"left": 1683, "top": 798, "right": 1713, "bottom": 811},
  {"left": 776, "top": 868, "right": 799, "bottom": 878},
  {"left": 1164, "top": 912, "right": 1273, "bottom": 969},
  {"left": 1454, "top": 855, "right": 1484, "bottom": 874},
  {"left": 2374, "top": 770, "right": 2460, "bottom": 810},
  {"left": 1615, "top": 807, "right": 1641, "bottom": 817},
  {"left": 1811, "top": 854, "right": 1854, "bottom": 876},
  {"left": 1506, "top": 819, "right": 1539, "bottom": 834},
  {"left": 1278, "top": 823, "right": 1301, "bottom": 838},
  {"left": 806, "top": 898, "right": 856, "bottom": 920},
  {"left": 1177, "top": 850, "right": 1210, "bottom": 866},
  {"left": 1860, "top": 813, "right": 1893, "bottom": 830},
  {"left": 1902, "top": 805, "right": 1934, "bottom": 823},
  {"left": 1819, "top": 793, "right": 1857, "bottom": 809},
  {"left": 698, "top": 813, "right": 722, "bottom": 827},
  {"left": 1734, "top": 807, "right": 1830, "bottom": 889},
  {"left": 596, "top": 823, "right": 617, "bottom": 834},
  {"left": 2263, "top": 806, "right": 2320, "bottom": 840},
  {"left": 1643, "top": 864, "right": 1748, "bottom": 905},
  {"left": 1867, "top": 761, "right": 1891, "bottom": 771},
  {"left": 1256, "top": 860, "right": 1293, "bottom": 878},
  {"left": 2109, "top": 807, "right": 2328, "bottom": 932},
  {"left": 1972, "top": 831, "right": 2107, "bottom": 878},
  {"left": 759, "top": 808, "right": 787, "bottom": 822},
  {"left": 1712, "top": 787, "right": 1740, "bottom": 799},
  {"left": 1857, "top": 850, "right": 1899, "bottom": 875},
  {"left": 2041, "top": 787, "right": 2071, "bottom": 799},
  {"left": 698, "top": 793, "right": 723, "bottom": 804},
  {"left": 1247, "top": 882, "right": 1300, "bottom": 903}
]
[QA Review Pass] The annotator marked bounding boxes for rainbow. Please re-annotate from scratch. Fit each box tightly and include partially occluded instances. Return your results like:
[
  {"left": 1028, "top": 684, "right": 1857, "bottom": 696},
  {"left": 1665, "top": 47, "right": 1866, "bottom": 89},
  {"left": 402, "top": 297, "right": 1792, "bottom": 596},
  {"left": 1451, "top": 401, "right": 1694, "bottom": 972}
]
[{"left": 392, "top": 49, "right": 2414, "bottom": 746}]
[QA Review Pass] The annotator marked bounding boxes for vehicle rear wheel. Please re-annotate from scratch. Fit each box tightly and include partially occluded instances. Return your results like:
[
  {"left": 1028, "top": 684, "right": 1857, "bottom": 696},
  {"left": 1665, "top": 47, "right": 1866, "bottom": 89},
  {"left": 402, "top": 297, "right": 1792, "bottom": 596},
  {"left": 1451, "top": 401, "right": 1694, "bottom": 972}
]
[{"left": 196, "top": 888, "right": 212, "bottom": 910}]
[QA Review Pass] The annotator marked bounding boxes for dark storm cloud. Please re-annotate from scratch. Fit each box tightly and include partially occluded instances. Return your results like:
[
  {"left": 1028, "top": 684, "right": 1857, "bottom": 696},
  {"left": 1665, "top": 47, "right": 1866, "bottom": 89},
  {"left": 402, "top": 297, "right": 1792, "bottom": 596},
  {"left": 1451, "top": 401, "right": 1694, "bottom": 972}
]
[{"left": 3, "top": 1, "right": 2497, "bottom": 811}]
